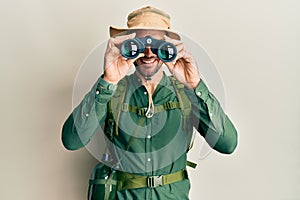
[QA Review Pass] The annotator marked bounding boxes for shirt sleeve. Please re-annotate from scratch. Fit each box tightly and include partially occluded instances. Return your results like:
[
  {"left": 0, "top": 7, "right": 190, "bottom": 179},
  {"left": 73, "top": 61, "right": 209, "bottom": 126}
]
[
  {"left": 61, "top": 76, "right": 117, "bottom": 150},
  {"left": 185, "top": 80, "right": 238, "bottom": 154}
]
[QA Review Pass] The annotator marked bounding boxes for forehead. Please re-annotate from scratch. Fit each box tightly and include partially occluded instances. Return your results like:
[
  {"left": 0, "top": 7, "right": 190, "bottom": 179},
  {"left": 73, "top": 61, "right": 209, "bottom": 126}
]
[{"left": 134, "top": 29, "right": 165, "bottom": 39}]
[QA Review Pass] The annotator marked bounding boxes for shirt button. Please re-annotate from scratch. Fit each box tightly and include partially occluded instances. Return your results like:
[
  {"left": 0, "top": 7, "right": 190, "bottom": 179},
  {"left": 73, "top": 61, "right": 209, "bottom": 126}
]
[
  {"left": 147, "top": 158, "right": 151, "bottom": 162},
  {"left": 144, "top": 91, "right": 147, "bottom": 95},
  {"left": 147, "top": 135, "right": 151, "bottom": 139},
  {"left": 96, "top": 90, "right": 100, "bottom": 95},
  {"left": 85, "top": 113, "right": 89, "bottom": 117},
  {"left": 196, "top": 91, "right": 202, "bottom": 96}
]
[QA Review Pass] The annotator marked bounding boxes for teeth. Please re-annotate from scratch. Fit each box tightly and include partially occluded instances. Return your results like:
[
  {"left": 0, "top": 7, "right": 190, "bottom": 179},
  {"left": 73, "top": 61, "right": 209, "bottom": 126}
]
[{"left": 142, "top": 59, "right": 155, "bottom": 64}]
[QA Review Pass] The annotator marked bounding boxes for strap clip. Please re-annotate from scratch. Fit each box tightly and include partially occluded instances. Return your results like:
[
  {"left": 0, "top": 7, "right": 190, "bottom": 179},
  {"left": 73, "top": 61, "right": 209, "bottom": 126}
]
[
  {"left": 121, "top": 103, "right": 129, "bottom": 112},
  {"left": 137, "top": 108, "right": 146, "bottom": 116},
  {"left": 164, "top": 101, "right": 175, "bottom": 109},
  {"left": 147, "top": 175, "right": 163, "bottom": 188}
]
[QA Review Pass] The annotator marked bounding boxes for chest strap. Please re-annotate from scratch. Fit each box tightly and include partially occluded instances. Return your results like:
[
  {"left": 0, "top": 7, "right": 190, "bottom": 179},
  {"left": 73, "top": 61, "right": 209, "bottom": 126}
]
[
  {"left": 117, "top": 169, "right": 188, "bottom": 191},
  {"left": 120, "top": 101, "right": 181, "bottom": 116}
]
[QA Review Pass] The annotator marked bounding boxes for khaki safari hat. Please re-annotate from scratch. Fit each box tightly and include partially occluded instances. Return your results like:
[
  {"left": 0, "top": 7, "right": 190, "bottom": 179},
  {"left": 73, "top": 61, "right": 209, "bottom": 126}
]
[{"left": 109, "top": 6, "right": 181, "bottom": 40}]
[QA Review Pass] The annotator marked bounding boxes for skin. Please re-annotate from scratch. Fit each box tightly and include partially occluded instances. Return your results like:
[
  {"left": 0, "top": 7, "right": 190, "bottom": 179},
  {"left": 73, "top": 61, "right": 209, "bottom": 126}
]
[{"left": 103, "top": 29, "right": 201, "bottom": 92}]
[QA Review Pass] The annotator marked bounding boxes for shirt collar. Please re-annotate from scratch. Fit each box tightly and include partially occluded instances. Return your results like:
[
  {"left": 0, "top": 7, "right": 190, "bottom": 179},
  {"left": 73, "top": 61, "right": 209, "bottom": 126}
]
[{"left": 130, "top": 71, "right": 170, "bottom": 87}]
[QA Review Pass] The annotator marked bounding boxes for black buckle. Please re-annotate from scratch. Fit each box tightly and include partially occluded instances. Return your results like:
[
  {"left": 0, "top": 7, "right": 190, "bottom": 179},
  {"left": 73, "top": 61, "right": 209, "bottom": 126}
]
[
  {"left": 137, "top": 108, "right": 146, "bottom": 116},
  {"left": 147, "top": 176, "right": 163, "bottom": 188},
  {"left": 165, "top": 101, "right": 175, "bottom": 109}
]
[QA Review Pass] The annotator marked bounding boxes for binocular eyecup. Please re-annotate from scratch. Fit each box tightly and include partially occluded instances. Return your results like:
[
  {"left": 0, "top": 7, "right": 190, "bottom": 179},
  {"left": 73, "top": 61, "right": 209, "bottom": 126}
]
[{"left": 120, "top": 36, "right": 177, "bottom": 62}]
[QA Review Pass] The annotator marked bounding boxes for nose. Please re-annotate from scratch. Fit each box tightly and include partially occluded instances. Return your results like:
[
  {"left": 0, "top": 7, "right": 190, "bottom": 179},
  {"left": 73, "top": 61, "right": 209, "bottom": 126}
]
[{"left": 143, "top": 46, "right": 155, "bottom": 57}]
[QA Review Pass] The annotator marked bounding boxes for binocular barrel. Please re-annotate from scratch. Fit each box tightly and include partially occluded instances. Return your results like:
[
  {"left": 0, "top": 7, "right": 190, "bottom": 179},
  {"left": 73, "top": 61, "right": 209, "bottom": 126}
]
[{"left": 120, "top": 36, "right": 177, "bottom": 62}]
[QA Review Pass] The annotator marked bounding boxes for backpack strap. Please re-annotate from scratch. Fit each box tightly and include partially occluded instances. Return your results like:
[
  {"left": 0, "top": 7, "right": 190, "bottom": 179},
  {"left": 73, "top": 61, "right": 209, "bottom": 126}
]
[
  {"left": 169, "top": 76, "right": 197, "bottom": 169},
  {"left": 169, "top": 76, "right": 191, "bottom": 135},
  {"left": 186, "top": 160, "right": 197, "bottom": 169},
  {"left": 120, "top": 101, "right": 181, "bottom": 116},
  {"left": 108, "top": 77, "right": 128, "bottom": 138}
]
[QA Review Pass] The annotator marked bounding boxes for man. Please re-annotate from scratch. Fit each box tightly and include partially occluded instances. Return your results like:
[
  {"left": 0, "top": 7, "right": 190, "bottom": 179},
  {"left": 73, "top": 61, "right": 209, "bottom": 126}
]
[{"left": 62, "top": 6, "right": 238, "bottom": 200}]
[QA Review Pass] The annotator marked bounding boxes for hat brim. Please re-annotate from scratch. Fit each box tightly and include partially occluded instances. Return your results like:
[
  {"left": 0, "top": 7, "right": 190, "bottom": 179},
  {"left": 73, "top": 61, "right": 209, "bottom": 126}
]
[{"left": 109, "top": 26, "right": 181, "bottom": 40}]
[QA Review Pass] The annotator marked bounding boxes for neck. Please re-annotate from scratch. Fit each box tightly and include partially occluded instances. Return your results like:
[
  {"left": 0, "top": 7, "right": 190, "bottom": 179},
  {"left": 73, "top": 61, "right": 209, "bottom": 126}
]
[
  {"left": 135, "top": 70, "right": 163, "bottom": 95},
  {"left": 136, "top": 69, "right": 163, "bottom": 85}
]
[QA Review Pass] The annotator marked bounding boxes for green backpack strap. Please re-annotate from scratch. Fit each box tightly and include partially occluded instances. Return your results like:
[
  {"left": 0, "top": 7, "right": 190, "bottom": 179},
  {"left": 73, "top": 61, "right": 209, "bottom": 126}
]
[
  {"left": 108, "top": 77, "right": 128, "bottom": 138},
  {"left": 120, "top": 102, "right": 181, "bottom": 116},
  {"left": 186, "top": 160, "right": 197, "bottom": 169},
  {"left": 169, "top": 76, "right": 197, "bottom": 169},
  {"left": 169, "top": 76, "right": 191, "bottom": 135}
]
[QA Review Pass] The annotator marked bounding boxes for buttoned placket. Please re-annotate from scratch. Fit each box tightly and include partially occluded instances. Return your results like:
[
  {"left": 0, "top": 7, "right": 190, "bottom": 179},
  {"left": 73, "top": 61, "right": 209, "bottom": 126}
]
[
  {"left": 141, "top": 87, "right": 152, "bottom": 200},
  {"left": 129, "top": 78, "right": 154, "bottom": 178},
  {"left": 144, "top": 89, "right": 153, "bottom": 174}
]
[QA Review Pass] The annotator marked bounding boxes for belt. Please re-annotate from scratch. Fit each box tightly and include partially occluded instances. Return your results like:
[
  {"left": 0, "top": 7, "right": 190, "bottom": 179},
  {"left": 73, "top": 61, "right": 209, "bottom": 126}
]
[{"left": 117, "top": 169, "right": 188, "bottom": 191}]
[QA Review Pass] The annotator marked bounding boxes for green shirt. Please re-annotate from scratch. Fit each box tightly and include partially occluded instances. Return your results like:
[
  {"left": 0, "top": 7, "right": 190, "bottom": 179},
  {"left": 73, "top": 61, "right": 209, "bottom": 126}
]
[{"left": 62, "top": 73, "right": 238, "bottom": 200}]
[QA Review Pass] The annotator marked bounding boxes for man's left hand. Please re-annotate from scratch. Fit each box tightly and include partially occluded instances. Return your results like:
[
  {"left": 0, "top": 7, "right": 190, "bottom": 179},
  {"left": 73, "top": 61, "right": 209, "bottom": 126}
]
[{"left": 164, "top": 35, "right": 200, "bottom": 89}]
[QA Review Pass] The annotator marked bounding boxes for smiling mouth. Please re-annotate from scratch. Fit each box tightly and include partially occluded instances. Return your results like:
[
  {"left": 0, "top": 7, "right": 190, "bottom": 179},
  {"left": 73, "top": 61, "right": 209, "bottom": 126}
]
[{"left": 141, "top": 57, "right": 157, "bottom": 65}]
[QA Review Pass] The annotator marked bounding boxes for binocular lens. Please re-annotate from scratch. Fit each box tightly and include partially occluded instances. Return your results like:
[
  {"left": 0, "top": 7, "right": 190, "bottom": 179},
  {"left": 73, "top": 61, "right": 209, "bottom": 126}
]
[
  {"left": 120, "top": 40, "right": 141, "bottom": 59},
  {"left": 158, "top": 43, "right": 177, "bottom": 62}
]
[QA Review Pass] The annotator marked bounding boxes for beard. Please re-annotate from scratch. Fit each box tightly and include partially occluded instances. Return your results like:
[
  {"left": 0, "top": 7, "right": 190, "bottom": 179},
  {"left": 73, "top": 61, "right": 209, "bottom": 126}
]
[{"left": 134, "top": 61, "right": 162, "bottom": 79}]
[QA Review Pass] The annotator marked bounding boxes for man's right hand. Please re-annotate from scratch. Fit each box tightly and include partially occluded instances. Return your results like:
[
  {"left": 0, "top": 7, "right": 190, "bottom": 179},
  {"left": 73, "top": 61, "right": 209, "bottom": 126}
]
[{"left": 103, "top": 33, "right": 144, "bottom": 84}]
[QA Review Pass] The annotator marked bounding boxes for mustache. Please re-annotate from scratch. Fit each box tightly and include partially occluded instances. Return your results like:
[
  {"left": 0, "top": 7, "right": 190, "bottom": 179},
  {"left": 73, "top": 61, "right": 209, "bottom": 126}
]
[{"left": 140, "top": 55, "right": 157, "bottom": 59}]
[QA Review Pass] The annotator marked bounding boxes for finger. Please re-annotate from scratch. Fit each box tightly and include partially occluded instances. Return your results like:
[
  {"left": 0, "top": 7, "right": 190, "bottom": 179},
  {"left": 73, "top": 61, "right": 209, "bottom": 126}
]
[
  {"left": 164, "top": 35, "right": 182, "bottom": 46},
  {"left": 110, "top": 32, "right": 136, "bottom": 45},
  {"left": 176, "top": 51, "right": 195, "bottom": 63},
  {"left": 175, "top": 42, "right": 185, "bottom": 52},
  {"left": 173, "top": 43, "right": 185, "bottom": 61},
  {"left": 113, "top": 32, "right": 136, "bottom": 41},
  {"left": 127, "top": 53, "right": 145, "bottom": 65},
  {"left": 164, "top": 35, "right": 185, "bottom": 61},
  {"left": 175, "top": 44, "right": 195, "bottom": 62},
  {"left": 106, "top": 46, "right": 122, "bottom": 58}
]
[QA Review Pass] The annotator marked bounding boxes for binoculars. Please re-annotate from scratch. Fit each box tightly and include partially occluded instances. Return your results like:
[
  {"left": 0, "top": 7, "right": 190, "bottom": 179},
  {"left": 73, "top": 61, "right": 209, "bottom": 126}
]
[{"left": 120, "top": 36, "right": 177, "bottom": 62}]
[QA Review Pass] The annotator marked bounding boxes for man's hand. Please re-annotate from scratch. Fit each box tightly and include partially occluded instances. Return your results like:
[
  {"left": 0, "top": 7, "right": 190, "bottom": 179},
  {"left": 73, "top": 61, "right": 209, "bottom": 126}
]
[
  {"left": 103, "top": 33, "right": 144, "bottom": 84},
  {"left": 164, "top": 35, "right": 200, "bottom": 89}
]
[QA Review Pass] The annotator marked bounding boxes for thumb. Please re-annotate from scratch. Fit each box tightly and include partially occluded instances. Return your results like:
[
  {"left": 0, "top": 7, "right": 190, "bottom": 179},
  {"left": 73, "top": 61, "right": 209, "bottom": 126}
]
[{"left": 127, "top": 53, "right": 145, "bottom": 64}]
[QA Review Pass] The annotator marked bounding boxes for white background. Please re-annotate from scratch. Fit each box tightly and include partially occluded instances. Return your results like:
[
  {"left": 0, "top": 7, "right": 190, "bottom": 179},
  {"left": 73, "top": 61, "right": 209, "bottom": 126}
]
[{"left": 0, "top": 0, "right": 299, "bottom": 199}]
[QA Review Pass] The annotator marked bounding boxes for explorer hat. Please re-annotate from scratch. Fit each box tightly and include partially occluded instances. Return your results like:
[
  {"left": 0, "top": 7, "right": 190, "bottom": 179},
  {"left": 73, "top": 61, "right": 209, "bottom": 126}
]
[{"left": 109, "top": 6, "right": 181, "bottom": 40}]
